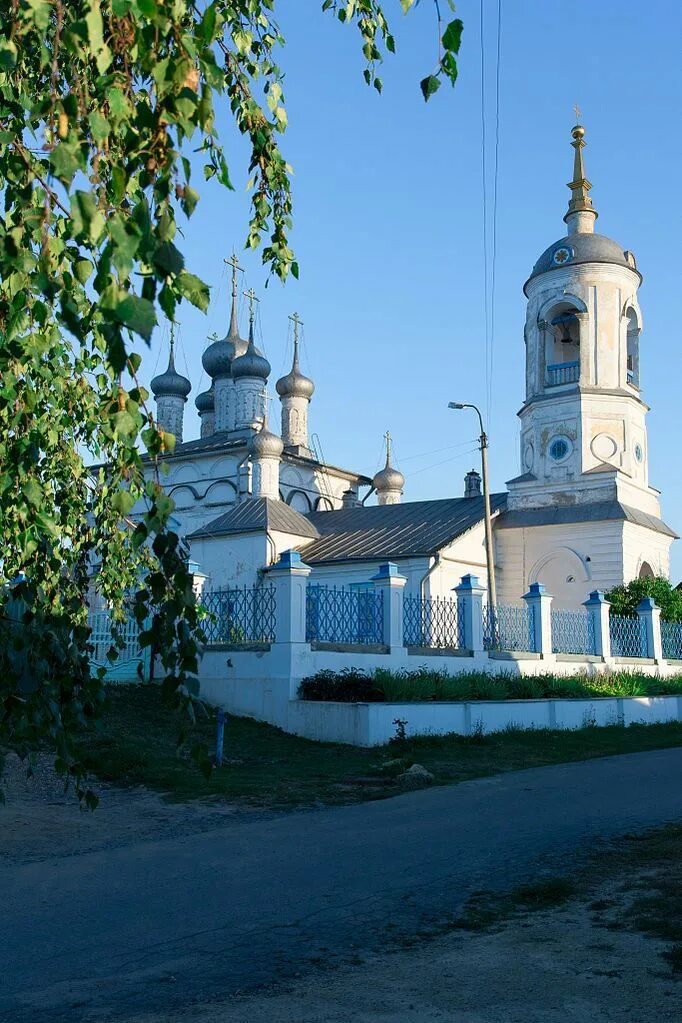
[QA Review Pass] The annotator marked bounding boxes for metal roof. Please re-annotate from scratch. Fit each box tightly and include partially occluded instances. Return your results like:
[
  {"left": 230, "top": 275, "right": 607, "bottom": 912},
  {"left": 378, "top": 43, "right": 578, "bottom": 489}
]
[
  {"left": 496, "top": 500, "right": 678, "bottom": 538},
  {"left": 188, "top": 498, "right": 320, "bottom": 540},
  {"left": 299, "top": 494, "right": 507, "bottom": 564}
]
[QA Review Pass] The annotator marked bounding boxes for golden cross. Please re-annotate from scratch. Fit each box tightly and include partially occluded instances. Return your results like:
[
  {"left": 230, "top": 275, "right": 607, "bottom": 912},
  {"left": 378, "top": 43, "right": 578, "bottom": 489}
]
[
  {"left": 224, "top": 252, "right": 243, "bottom": 297},
  {"left": 573, "top": 103, "right": 582, "bottom": 124}
]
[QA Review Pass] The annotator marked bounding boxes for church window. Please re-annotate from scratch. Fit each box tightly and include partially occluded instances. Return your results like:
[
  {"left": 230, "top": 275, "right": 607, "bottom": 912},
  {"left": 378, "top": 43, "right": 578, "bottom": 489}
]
[
  {"left": 626, "top": 308, "right": 640, "bottom": 388},
  {"left": 549, "top": 437, "right": 570, "bottom": 462},
  {"left": 552, "top": 246, "right": 573, "bottom": 265},
  {"left": 634, "top": 443, "right": 643, "bottom": 463}
]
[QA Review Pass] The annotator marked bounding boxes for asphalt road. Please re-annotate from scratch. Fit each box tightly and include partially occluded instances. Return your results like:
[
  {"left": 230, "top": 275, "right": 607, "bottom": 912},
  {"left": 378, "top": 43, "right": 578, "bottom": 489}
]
[{"left": 3, "top": 747, "right": 682, "bottom": 1022}]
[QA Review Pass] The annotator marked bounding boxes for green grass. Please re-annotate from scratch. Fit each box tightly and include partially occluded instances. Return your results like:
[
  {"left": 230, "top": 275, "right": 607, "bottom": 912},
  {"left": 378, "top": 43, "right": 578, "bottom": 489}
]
[
  {"left": 70, "top": 683, "right": 682, "bottom": 808},
  {"left": 301, "top": 666, "right": 682, "bottom": 703}
]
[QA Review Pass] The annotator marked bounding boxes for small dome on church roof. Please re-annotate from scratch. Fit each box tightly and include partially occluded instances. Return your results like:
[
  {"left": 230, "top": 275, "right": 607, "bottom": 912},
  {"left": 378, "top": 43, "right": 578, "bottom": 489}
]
[
  {"left": 202, "top": 335, "right": 235, "bottom": 379},
  {"left": 528, "top": 231, "right": 636, "bottom": 284},
  {"left": 151, "top": 348, "right": 191, "bottom": 399},
  {"left": 276, "top": 361, "right": 314, "bottom": 399},
  {"left": 195, "top": 386, "right": 214, "bottom": 413},
  {"left": 249, "top": 425, "right": 284, "bottom": 458},
  {"left": 232, "top": 338, "right": 271, "bottom": 381},
  {"left": 373, "top": 463, "right": 405, "bottom": 493}
]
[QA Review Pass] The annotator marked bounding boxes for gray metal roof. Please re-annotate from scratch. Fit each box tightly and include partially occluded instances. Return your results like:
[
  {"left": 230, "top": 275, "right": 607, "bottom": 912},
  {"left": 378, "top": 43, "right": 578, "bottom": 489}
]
[
  {"left": 527, "top": 232, "right": 638, "bottom": 286},
  {"left": 188, "top": 498, "right": 320, "bottom": 540},
  {"left": 299, "top": 494, "right": 508, "bottom": 565},
  {"left": 496, "top": 500, "right": 678, "bottom": 538}
]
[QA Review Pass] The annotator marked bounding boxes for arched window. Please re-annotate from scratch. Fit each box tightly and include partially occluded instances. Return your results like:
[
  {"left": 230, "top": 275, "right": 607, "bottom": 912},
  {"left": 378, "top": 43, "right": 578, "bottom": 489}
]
[
  {"left": 639, "top": 561, "right": 654, "bottom": 580},
  {"left": 545, "top": 303, "right": 581, "bottom": 387},
  {"left": 626, "top": 308, "right": 640, "bottom": 388}
]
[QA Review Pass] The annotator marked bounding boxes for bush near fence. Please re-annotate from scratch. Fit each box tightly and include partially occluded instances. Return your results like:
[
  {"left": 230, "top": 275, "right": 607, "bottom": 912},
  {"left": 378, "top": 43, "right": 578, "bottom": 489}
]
[{"left": 298, "top": 667, "right": 682, "bottom": 704}]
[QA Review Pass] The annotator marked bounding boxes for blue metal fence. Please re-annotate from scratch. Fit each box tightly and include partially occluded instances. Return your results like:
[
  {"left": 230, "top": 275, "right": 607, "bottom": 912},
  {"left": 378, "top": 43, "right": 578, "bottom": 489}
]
[
  {"left": 306, "top": 585, "right": 384, "bottom": 645},
  {"left": 609, "top": 614, "right": 648, "bottom": 658},
  {"left": 662, "top": 621, "right": 682, "bottom": 661},
  {"left": 200, "top": 585, "right": 276, "bottom": 644},
  {"left": 483, "top": 603, "right": 535, "bottom": 652},
  {"left": 403, "top": 595, "right": 464, "bottom": 649},
  {"left": 551, "top": 608, "right": 596, "bottom": 655}
]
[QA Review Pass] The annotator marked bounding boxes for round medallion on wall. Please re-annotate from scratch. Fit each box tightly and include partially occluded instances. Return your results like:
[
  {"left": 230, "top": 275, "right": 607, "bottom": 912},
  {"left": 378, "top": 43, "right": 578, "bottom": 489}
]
[
  {"left": 590, "top": 433, "right": 618, "bottom": 462},
  {"left": 552, "top": 246, "right": 573, "bottom": 266},
  {"left": 548, "top": 436, "right": 571, "bottom": 462},
  {"left": 523, "top": 443, "right": 534, "bottom": 472},
  {"left": 634, "top": 442, "right": 644, "bottom": 463}
]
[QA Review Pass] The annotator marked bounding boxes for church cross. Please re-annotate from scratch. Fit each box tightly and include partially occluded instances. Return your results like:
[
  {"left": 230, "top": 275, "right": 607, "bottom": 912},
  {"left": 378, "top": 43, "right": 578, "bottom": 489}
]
[
  {"left": 289, "top": 311, "right": 303, "bottom": 357},
  {"left": 384, "top": 430, "right": 392, "bottom": 463},
  {"left": 573, "top": 103, "right": 582, "bottom": 124},
  {"left": 224, "top": 252, "right": 243, "bottom": 297},
  {"left": 244, "top": 287, "right": 259, "bottom": 326}
]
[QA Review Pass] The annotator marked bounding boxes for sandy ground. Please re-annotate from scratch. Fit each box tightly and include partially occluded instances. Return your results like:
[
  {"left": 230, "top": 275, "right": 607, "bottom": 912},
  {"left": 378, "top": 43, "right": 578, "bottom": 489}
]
[
  {"left": 0, "top": 752, "right": 274, "bottom": 864},
  {"left": 119, "top": 895, "right": 680, "bottom": 1023}
]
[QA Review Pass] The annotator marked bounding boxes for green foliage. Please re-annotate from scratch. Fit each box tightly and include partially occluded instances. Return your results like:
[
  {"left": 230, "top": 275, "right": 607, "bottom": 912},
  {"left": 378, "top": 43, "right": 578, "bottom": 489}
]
[
  {"left": 605, "top": 577, "right": 682, "bottom": 622},
  {"left": 0, "top": 1, "right": 461, "bottom": 801},
  {"left": 299, "top": 667, "right": 682, "bottom": 703}
]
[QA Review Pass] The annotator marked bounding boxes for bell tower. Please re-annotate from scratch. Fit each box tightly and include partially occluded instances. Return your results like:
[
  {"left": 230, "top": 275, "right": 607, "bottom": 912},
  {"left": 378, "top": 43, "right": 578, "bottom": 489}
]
[{"left": 496, "top": 121, "right": 676, "bottom": 608}]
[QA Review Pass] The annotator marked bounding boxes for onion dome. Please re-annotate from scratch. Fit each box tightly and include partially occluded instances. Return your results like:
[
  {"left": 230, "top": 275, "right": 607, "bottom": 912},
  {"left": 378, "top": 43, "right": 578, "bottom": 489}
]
[
  {"left": 248, "top": 424, "right": 284, "bottom": 458},
  {"left": 373, "top": 433, "right": 404, "bottom": 493},
  {"left": 151, "top": 343, "right": 191, "bottom": 399},
  {"left": 195, "top": 385, "right": 214, "bottom": 413},
  {"left": 201, "top": 333, "right": 233, "bottom": 379},
  {"left": 232, "top": 328, "right": 271, "bottom": 381},
  {"left": 276, "top": 328, "right": 314, "bottom": 400}
]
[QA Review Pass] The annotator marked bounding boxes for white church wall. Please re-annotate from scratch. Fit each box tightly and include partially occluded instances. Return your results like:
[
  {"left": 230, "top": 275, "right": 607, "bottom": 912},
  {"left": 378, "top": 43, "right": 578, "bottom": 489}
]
[
  {"left": 622, "top": 522, "right": 673, "bottom": 582},
  {"left": 424, "top": 523, "right": 490, "bottom": 598},
  {"left": 190, "top": 533, "right": 267, "bottom": 589},
  {"left": 494, "top": 519, "right": 626, "bottom": 609}
]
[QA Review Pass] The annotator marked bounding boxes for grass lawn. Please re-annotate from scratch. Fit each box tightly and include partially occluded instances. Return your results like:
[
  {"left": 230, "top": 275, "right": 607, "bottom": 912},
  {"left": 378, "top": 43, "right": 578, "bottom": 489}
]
[{"left": 72, "top": 683, "right": 682, "bottom": 809}]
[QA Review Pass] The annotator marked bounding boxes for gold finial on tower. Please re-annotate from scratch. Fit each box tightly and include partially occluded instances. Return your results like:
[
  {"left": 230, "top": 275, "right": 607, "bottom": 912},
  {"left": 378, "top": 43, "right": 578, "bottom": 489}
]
[{"left": 564, "top": 112, "right": 597, "bottom": 232}]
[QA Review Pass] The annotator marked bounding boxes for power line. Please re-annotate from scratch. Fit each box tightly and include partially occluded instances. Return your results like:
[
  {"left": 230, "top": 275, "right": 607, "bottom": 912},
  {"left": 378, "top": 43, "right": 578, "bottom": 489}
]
[{"left": 488, "top": 0, "right": 502, "bottom": 421}]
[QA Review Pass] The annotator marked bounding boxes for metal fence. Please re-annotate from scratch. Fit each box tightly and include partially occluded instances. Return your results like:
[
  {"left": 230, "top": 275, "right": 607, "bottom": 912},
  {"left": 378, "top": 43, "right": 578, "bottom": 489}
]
[
  {"left": 88, "top": 608, "right": 149, "bottom": 680},
  {"left": 403, "top": 595, "right": 464, "bottom": 649},
  {"left": 306, "top": 585, "right": 384, "bottom": 645},
  {"left": 609, "top": 614, "right": 648, "bottom": 658},
  {"left": 200, "top": 585, "right": 277, "bottom": 644},
  {"left": 662, "top": 620, "right": 682, "bottom": 661},
  {"left": 483, "top": 603, "right": 536, "bottom": 652},
  {"left": 551, "top": 608, "right": 596, "bottom": 655}
]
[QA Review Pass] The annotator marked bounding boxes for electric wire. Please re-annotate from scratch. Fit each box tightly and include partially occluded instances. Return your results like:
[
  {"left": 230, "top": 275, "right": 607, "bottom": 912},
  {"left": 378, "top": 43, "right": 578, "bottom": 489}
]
[{"left": 488, "top": 0, "right": 502, "bottom": 422}]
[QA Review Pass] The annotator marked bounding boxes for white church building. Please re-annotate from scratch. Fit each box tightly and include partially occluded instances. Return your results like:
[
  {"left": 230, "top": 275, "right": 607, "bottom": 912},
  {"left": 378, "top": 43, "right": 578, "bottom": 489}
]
[{"left": 142, "top": 123, "right": 676, "bottom": 611}]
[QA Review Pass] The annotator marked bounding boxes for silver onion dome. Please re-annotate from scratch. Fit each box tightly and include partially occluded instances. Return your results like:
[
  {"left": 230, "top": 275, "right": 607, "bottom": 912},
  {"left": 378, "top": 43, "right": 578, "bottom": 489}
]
[
  {"left": 232, "top": 335, "right": 271, "bottom": 381},
  {"left": 276, "top": 347, "right": 314, "bottom": 400},
  {"left": 373, "top": 434, "right": 404, "bottom": 493},
  {"left": 201, "top": 333, "right": 233, "bottom": 379},
  {"left": 151, "top": 347, "right": 191, "bottom": 399},
  {"left": 195, "top": 386, "right": 214, "bottom": 413},
  {"left": 249, "top": 425, "right": 284, "bottom": 458}
]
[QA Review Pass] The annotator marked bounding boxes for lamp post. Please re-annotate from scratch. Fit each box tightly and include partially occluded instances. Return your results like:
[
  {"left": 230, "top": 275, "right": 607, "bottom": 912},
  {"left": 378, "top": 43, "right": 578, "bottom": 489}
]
[{"left": 448, "top": 402, "right": 498, "bottom": 610}]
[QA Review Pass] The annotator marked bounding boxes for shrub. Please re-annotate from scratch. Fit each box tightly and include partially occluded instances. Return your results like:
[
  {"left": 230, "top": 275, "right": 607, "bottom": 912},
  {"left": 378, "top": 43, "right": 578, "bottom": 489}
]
[
  {"left": 605, "top": 577, "right": 682, "bottom": 622},
  {"left": 298, "top": 668, "right": 385, "bottom": 703}
]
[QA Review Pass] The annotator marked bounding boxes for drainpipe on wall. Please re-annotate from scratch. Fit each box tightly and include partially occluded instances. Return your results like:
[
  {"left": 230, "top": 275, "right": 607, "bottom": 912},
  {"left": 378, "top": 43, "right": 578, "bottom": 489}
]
[
  {"left": 419, "top": 553, "right": 441, "bottom": 601},
  {"left": 361, "top": 485, "right": 376, "bottom": 506},
  {"left": 235, "top": 454, "right": 251, "bottom": 501}
]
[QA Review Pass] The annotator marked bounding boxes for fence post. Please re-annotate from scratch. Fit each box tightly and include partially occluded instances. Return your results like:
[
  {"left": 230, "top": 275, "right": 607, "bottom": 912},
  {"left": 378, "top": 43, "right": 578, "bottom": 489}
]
[
  {"left": 583, "top": 590, "right": 611, "bottom": 658},
  {"left": 637, "top": 597, "right": 663, "bottom": 661},
  {"left": 454, "top": 574, "right": 485, "bottom": 653},
  {"left": 266, "top": 550, "right": 312, "bottom": 645},
  {"left": 522, "top": 583, "right": 553, "bottom": 656},
  {"left": 371, "top": 563, "right": 407, "bottom": 651}
]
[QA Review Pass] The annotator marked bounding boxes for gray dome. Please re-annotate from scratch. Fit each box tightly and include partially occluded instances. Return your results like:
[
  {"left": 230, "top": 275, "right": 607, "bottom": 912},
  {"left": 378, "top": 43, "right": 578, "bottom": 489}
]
[
  {"left": 276, "top": 365, "right": 314, "bottom": 400},
  {"left": 151, "top": 351, "right": 191, "bottom": 399},
  {"left": 232, "top": 338, "right": 271, "bottom": 381},
  {"left": 249, "top": 426, "right": 284, "bottom": 458},
  {"left": 528, "top": 232, "right": 637, "bottom": 283},
  {"left": 195, "top": 387, "right": 214, "bottom": 413},
  {"left": 202, "top": 335, "right": 233, "bottom": 379},
  {"left": 373, "top": 463, "right": 404, "bottom": 493}
]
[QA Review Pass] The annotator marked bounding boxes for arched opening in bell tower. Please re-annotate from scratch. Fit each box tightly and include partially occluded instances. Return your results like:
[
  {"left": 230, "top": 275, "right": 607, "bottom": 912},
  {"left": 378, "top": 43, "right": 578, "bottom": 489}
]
[
  {"left": 545, "top": 303, "right": 581, "bottom": 388},
  {"left": 626, "top": 308, "right": 640, "bottom": 388}
]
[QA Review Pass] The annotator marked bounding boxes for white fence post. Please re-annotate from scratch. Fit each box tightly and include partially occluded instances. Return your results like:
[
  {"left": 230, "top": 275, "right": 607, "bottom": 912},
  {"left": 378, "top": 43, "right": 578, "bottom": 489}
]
[
  {"left": 454, "top": 574, "right": 485, "bottom": 653},
  {"left": 372, "top": 562, "right": 407, "bottom": 652},
  {"left": 637, "top": 597, "right": 663, "bottom": 661},
  {"left": 583, "top": 590, "right": 611, "bottom": 658},
  {"left": 266, "top": 550, "right": 311, "bottom": 646},
  {"left": 522, "top": 583, "right": 553, "bottom": 656}
]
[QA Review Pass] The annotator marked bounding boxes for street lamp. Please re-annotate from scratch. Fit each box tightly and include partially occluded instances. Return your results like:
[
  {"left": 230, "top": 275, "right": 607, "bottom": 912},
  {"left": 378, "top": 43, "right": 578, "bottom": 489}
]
[{"left": 448, "top": 402, "right": 497, "bottom": 609}]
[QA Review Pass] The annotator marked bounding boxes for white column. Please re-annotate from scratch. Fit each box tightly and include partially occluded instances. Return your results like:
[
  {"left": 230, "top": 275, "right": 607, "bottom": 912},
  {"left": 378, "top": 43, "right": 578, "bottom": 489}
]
[
  {"left": 281, "top": 396, "right": 309, "bottom": 448},
  {"left": 583, "top": 590, "right": 611, "bottom": 658},
  {"left": 267, "top": 550, "right": 311, "bottom": 646},
  {"left": 522, "top": 582, "right": 553, "bottom": 656},
  {"left": 637, "top": 597, "right": 663, "bottom": 661},
  {"left": 454, "top": 574, "right": 485, "bottom": 653},
  {"left": 252, "top": 455, "right": 281, "bottom": 501},
  {"left": 371, "top": 563, "right": 407, "bottom": 652}
]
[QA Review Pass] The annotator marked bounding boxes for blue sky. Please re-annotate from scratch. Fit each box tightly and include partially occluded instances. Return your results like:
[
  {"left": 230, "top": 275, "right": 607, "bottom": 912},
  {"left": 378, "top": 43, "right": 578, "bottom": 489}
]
[{"left": 148, "top": 0, "right": 682, "bottom": 578}]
